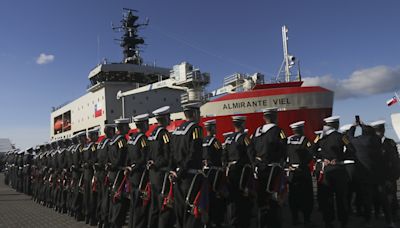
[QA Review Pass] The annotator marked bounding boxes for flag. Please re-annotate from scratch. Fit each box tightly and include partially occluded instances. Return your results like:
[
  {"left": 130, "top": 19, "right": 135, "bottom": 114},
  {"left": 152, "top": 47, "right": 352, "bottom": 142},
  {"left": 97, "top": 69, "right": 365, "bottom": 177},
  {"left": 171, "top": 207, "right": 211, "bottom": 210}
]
[
  {"left": 95, "top": 103, "right": 102, "bottom": 117},
  {"left": 387, "top": 96, "right": 398, "bottom": 106}
]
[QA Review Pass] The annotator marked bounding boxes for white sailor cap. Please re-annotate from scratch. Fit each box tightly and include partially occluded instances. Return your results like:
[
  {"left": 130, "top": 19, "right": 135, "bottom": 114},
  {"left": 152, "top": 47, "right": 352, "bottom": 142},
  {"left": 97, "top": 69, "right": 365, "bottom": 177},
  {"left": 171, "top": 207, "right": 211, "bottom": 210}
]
[
  {"left": 133, "top": 113, "right": 149, "bottom": 122},
  {"left": 204, "top": 119, "right": 216, "bottom": 127},
  {"left": 87, "top": 127, "right": 100, "bottom": 135},
  {"left": 152, "top": 106, "right": 170, "bottom": 117},
  {"left": 323, "top": 116, "right": 340, "bottom": 123},
  {"left": 26, "top": 147, "right": 34, "bottom": 153},
  {"left": 183, "top": 103, "right": 201, "bottom": 111},
  {"left": 262, "top": 107, "right": 278, "bottom": 115},
  {"left": 232, "top": 116, "right": 246, "bottom": 122},
  {"left": 17, "top": 150, "right": 24, "bottom": 155},
  {"left": 370, "top": 120, "right": 385, "bottom": 128},
  {"left": 289, "top": 121, "right": 305, "bottom": 129},
  {"left": 74, "top": 131, "right": 87, "bottom": 137},
  {"left": 114, "top": 118, "right": 130, "bottom": 124},
  {"left": 339, "top": 124, "right": 353, "bottom": 133}
]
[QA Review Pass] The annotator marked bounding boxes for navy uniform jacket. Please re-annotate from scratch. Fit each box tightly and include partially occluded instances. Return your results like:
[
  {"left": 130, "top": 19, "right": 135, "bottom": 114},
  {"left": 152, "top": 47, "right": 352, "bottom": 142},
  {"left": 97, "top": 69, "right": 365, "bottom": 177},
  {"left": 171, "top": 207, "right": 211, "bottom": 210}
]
[
  {"left": 252, "top": 123, "right": 287, "bottom": 165},
  {"left": 148, "top": 126, "right": 171, "bottom": 172},
  {"left": 223, "top": 131, "right": 252, "bottom": 166},
  {"left": 108, "top": 134, "right": 128, "bottom": 171},
  {"left": 96, "top": 138, "right": 111, "bottom": 170},
  {"left": 172, "top": 121, "right": 203, "bottom": 174},
  {"left": 381, "top": 137, "right": 400, "bottom": 181},
  {"left": 286, "top": 135, "right": 313, "bottom": 169},
  {"left": 203, "top": 135, "right": 223, "bottom": 167},
  {"left": 126, "top": 132, "right": 148, "bottom": 186},
  {"left": 315, "top": 130, "right": 349, "bottom": 162}
]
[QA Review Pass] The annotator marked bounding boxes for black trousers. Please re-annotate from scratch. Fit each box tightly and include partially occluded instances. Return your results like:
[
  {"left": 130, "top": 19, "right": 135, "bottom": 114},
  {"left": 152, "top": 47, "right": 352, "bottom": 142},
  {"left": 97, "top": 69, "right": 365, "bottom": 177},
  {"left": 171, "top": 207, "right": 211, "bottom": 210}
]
[
  {"left": 148, "top": 170, "right": 175, "bottom": 228},
  {"left": 128, "top": 170, "right": 149, "bottom": 228},
  {"left": 173, "top": 173, "right": 204, "bottom": 228},
  {"left": 109, "top": 171, "right": 129, "bottom": 228},
  {"left": 288, "top": 169, "right": 313, "bottom": 224},
  {"left": 256, "top": 165, "right": 282, "bottom": 228},
  {"left": 318, "top": 166, "right": 349, "bottom": 225},
  {"left": 227, "top": 165, "right": 257, "bottom": 228}
]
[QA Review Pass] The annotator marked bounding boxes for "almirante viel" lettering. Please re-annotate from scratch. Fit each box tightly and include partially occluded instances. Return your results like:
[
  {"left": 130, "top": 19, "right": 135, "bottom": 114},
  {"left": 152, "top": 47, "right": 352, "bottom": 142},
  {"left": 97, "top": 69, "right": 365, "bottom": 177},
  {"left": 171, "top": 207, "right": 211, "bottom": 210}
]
[{"left": 222, "top": 98, "right": 291, "bottom": 110}]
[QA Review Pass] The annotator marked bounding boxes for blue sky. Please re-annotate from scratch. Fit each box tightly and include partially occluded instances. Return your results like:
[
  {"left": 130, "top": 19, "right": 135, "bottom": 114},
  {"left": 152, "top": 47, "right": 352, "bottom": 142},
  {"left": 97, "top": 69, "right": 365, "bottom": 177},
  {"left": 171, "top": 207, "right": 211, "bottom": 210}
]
[{"left": 1, "top": 0, "right": 400, "bottom": 149}]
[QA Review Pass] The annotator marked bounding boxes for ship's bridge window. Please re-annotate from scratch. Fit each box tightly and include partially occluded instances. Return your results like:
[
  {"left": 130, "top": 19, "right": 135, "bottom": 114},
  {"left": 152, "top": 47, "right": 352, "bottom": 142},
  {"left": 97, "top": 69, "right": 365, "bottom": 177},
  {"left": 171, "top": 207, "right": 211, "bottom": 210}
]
[
  {"left": 111, "top": 109, "right": 114, "bottom": 114},
  {"left": 132, "top": 96, "right": 135, "bottom": 100},
  {"left": 163, "top": 98, "right": 167, "bottom": 102}
]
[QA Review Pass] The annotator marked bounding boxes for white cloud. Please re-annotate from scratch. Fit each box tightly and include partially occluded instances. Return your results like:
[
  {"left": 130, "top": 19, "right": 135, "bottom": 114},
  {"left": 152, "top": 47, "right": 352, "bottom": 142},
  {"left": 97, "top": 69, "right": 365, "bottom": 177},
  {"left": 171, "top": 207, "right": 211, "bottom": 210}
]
[
  {"left": 303, "top": 65, "right": 400, "bottom": 100},
  {"left": 36, "top": 53, "right": 55, "bottom": 65}
]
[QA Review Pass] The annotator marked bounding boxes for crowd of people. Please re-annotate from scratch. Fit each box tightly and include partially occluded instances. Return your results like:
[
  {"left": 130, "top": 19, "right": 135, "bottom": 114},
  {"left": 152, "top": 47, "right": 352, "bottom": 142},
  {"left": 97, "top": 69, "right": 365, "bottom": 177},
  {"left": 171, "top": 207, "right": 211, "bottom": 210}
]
[{"left": 2, "top": 105, "right": 400, "bottom": 228}]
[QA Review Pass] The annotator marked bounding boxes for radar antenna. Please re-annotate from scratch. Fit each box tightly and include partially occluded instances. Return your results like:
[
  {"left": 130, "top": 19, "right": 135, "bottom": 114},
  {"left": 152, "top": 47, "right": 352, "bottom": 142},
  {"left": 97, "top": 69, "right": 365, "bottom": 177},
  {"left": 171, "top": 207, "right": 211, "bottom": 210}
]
[{"left": 112, "top": 8, "right": 148, "bottom": 65}]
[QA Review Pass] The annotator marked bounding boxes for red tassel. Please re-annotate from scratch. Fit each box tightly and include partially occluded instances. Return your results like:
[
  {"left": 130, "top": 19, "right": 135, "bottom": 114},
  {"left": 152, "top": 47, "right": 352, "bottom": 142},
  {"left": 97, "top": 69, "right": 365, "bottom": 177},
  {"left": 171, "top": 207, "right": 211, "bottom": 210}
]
[
  {"left": 193, "top": 190, "right": 202, "bottom": 218},
  {"left": 92, "top": 177, "right": 97, "bottom": 192},
  {"left": 142, "top": 182, "right": 151, "bottom": 207}
]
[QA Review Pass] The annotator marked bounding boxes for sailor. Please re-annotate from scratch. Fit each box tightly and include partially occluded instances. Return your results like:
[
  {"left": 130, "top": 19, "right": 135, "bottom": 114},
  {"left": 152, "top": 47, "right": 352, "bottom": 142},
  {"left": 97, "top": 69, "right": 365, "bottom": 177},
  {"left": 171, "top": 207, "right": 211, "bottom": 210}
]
[
  {"left": 109, "top": 117, "right": 130, "bottom": 228},
  {"left": 286, "top": 121, "right": 314, "bottom": 226},
  {"left": 16, "top": 149, "right": 25, "bottom": 193},
  {"left": 252, "top": 107, "right": 287, "bottom": 228},
  {"left": 202, "top": 119, "right": 225, "bottom": 228},
  {"left": 126, "top": 113, "right": 150, "bottom": 228},
  {"left": 22, "top": 147, "right": 34, "bottom": 195},
  {"left": 147, "top": 106, "right": 174, "bottom": 228},
  {"left": 97, "top": 123, "right": 116, "bottom": 228},
  {"left": 315, "top": 116, "right": 350, "bottom": 228},
  {"left": 71, "top": 131, "right": 87, "bottom": 221},
  {"left": 339, "top": 124, "right": 360, "bottom": 216},
  {"left": 58, "top": 139, "right": 70, "bottom": 214},
  {"left": 345, "top": 120, "right": 381, "bottom": 226},
  {"left": 53, "top": 140, "right": 65, "bottom": 213},
  {"left": 223, "top": 116, "right": 256, "bottom": 228},
  {"left": 66, "top": 136, "right": 78, "bottom": 217},
  {"left": 171, "top": 104, "right": 204, "bottom": 228},
  {"left": 370, "top": 120, "right": 400, "bottom": 228},
  {"left": 82, "top": 127, "right": 100, "bottom": 225}
]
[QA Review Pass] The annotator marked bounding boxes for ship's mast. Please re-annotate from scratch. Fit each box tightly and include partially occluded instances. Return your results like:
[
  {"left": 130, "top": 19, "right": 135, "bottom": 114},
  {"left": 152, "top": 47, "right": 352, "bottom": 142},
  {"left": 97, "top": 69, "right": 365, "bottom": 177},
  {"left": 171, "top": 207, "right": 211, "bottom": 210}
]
[
  {"left": 277, "top": 25, "right": 299, "bottom": 82},
  {"left": 113, "top": 8, "right": 148, "bottom": 65}
]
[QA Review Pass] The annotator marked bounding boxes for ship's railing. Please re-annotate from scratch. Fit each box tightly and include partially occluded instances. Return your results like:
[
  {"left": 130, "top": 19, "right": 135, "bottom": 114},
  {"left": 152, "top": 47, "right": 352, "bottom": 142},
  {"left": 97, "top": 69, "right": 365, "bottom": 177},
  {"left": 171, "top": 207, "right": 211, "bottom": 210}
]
[
  {"left": 185, "top": 70, "right": 210, "bottom": 83},
  {"left": 51, "top": 100, "right": 71, "bottom": 112},
  {"left": 223, "top": 73, "right": 245, "bottom": 87}
]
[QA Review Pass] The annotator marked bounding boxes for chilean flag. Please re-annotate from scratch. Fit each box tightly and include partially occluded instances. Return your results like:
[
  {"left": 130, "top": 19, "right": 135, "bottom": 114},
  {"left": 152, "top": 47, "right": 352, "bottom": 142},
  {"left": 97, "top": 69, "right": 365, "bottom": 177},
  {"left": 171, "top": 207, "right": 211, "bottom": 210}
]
[
  {"left": 95, "top": 103, "right": 102, "bottom": 117},
  {"left": 387, "top": 96, "right": 398, "bottom": 106}
]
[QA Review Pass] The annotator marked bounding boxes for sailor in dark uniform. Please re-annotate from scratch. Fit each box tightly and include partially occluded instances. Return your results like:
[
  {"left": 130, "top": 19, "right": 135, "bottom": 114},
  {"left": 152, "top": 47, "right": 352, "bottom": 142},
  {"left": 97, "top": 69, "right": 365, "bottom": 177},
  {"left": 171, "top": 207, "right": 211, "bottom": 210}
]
[
  {"left": 371, "top": 120, "right": 400, "bottom": 228},
  {"left": 66, "top": 136, "right": 78, "bottom": 216},
  {"left": 97, "top": 124, "right": 116, "bottom": 228},
  {"left": 223, "top": 116, "right": 256, "bottom": 228},
  {"left": 286, "top": 121, "right": 314, "bottom": 226},
  {"left": 126, "top": 113, "right": 150, "bottom": 228},
  {"left": 147, "top": 106, "right": 174, "bottom": 228},
  {"left": 72, "top": 131, "right": 87, "bottom": 221},
  {"left": 82, "top": 128, "right": 100, "bottom": 225},
  {"left": 16, "top": 149, "right": 24, "bottom": 193},
  {"left": 109, "top": 118, "right": 130, "bottom": 228},
  {"left": 202, "top": 119, "right": 225, "bottom": 228},
  {"left": 22, "top": 147, "right": 34, "bottom": 195},
  {"left": 252, "top": 107, "right": 287, "bottom": 228},
  {"left": 171, "top": 104, "right": 204, "bottom": 228},
  {"left": 58, "top": 139, "right": 70, "bottom": 214},
  {"left": 315, "top": 116, "right": 350, "bottom": 228}
]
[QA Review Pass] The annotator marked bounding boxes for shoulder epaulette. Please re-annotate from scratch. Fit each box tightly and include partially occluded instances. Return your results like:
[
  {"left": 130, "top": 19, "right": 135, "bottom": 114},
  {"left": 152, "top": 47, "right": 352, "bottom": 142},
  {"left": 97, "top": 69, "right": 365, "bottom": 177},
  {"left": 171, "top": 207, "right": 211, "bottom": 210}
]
[
  {"left": 280, "top": 130, "right": 286, "bottom": 139},
  {"left": 342, "top": 135, "right": 350, "bottom": 145},
  {"left": 244, "top": 135, "right": 251, "bottom": 146}
]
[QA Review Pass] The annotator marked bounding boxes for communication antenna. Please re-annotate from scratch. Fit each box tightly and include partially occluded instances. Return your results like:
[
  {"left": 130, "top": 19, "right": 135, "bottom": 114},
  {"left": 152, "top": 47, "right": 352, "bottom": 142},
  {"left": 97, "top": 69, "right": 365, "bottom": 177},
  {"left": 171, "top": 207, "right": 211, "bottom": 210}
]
[{"left": 276, "top": 25, "right": 299, "bottom": 82}]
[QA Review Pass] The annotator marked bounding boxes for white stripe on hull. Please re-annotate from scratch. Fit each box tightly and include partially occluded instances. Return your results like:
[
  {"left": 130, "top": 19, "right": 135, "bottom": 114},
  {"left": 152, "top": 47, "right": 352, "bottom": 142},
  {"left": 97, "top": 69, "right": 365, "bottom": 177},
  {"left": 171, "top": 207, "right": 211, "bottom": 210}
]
[{"left": 201, "top": 91, "right": 333, "bottom": 116}]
